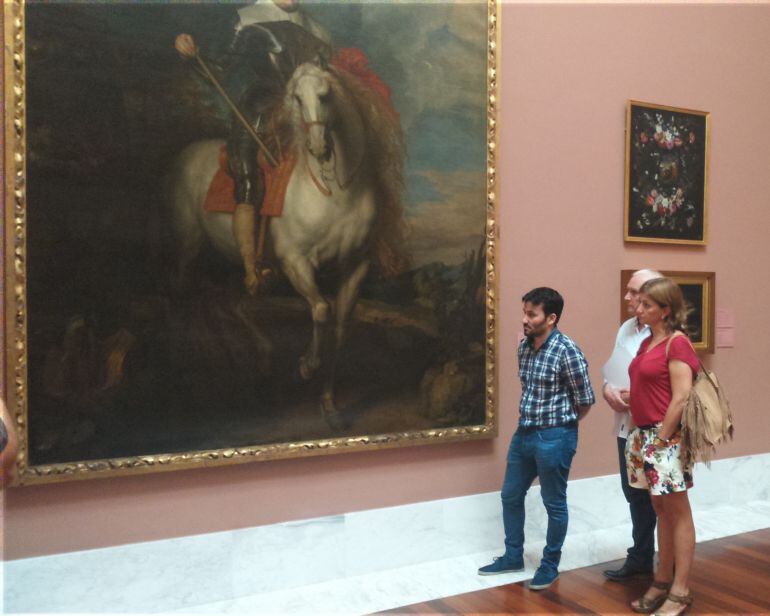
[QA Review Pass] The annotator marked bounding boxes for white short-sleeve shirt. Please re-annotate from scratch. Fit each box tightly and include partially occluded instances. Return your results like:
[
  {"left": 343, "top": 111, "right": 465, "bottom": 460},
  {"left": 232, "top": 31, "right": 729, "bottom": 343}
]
[{"left": 603, "top": 317, "right": 649, "bottom": 438}]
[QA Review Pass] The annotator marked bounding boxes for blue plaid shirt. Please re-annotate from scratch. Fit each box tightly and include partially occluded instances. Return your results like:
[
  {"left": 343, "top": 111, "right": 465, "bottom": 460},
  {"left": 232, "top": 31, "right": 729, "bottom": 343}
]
[{"left": 518, "top": 328, "right": 595, "bottom": 428}]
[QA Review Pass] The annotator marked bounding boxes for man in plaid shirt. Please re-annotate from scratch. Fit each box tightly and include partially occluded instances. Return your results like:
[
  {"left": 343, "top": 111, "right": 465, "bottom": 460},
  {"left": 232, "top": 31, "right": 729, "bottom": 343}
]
[{"left": 479, "top": 287, "right": 595, "bottom": 590}]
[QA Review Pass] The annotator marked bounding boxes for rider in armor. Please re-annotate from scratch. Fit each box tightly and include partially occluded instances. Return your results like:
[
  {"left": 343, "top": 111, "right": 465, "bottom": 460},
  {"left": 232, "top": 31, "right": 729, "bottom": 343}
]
[
  {"left": 177, "top": 1, "right": 409, "bottom": 290},
  {"left": 179, "top": 1, "right": 331, "bottom": 293}
]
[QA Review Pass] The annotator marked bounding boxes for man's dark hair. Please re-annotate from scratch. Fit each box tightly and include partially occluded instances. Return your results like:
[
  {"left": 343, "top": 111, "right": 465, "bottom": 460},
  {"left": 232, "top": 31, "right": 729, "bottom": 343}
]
[{"left": 522, "top": 287, "right": 564, "bottom": 323}]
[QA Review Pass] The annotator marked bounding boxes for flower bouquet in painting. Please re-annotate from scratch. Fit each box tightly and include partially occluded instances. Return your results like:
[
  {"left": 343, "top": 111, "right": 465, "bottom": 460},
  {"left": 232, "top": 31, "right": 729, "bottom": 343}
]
[{"left": 625, "top": 101, "right": 709, "bottom": 244}]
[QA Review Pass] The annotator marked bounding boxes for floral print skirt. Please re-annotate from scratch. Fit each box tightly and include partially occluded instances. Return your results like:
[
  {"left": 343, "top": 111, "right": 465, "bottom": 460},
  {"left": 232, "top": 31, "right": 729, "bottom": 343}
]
[{"left": 625, "top": 424, "right": 693, "bottom": 495}]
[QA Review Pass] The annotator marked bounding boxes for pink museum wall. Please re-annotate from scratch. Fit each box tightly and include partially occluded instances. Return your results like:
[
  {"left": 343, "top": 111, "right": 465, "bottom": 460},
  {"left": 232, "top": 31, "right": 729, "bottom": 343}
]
[{"left": 3, "top": 3, "right": 770, "bottom": 559}]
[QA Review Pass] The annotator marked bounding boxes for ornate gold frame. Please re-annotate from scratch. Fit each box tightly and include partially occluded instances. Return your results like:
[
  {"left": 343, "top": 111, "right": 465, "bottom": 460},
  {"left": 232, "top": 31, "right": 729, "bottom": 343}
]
[
  {"left": 3, "top": 0, "right": 500, "bottom": 485},
  {"left": 624, "top": 100, "right": 710, "bottom": 246}
]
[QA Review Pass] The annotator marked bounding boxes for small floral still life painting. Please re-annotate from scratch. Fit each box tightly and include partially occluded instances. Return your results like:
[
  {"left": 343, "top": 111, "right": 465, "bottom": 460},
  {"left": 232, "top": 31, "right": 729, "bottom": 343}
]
[{"left": 625, "top": 101, "right": 710, "bottom": 244}]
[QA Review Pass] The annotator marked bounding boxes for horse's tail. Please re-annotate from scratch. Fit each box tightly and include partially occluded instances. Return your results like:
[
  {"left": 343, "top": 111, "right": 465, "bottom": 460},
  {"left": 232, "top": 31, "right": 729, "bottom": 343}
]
[{"left": 372, "top": 187, "right": 410, "bottom": 279}]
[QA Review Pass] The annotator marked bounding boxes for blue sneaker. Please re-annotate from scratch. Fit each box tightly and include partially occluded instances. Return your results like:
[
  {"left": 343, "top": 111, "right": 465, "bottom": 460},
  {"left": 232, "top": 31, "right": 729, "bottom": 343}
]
[
  {"left": 478, "top": 556, "right": 525, "bottom": 576},
  {"left": 528, "top": 565, "right": 559, "bottom": 590}
]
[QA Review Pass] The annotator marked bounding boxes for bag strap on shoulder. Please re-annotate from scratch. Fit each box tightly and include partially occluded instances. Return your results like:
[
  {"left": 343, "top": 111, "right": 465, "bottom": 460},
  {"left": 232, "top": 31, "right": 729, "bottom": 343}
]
[
  {"left": 666, "top": 331, "right": 715, "bottom": 386},
  {"left": 664, "top": 331, "right": 684, "bottom": 358}
]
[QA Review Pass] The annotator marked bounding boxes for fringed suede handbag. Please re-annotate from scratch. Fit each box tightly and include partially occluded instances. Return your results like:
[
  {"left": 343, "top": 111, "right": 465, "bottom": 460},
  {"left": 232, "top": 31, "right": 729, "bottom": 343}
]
[{"left": 666, "top": 334, "right": 734, "bottom": 465}]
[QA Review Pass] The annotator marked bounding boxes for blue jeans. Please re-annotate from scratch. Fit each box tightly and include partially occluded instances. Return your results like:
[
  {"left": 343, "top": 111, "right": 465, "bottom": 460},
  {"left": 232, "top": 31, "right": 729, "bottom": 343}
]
[
  {"left": 617, "top": 436, "right": 656, "bottom": 569},
  {"left": 501, "top": 425, "right": 578, "bottom": 571}
]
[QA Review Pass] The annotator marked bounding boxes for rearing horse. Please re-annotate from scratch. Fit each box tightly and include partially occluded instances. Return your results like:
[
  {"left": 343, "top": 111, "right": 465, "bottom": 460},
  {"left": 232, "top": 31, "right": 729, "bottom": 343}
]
[{"left": 170, "top": 61, "right": 400, "bottom": 429}]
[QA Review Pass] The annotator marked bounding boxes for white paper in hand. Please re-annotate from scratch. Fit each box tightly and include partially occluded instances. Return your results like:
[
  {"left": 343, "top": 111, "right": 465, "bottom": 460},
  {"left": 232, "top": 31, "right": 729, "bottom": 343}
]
[{"left": 602, "top": 346, "right": 633, "bottom": 388}]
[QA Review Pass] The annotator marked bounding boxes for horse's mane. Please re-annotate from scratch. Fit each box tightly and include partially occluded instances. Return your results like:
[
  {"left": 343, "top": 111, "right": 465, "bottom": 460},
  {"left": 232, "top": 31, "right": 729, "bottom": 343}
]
[{"left": 279, "top": 63, "right": 411, "bottom": 278}]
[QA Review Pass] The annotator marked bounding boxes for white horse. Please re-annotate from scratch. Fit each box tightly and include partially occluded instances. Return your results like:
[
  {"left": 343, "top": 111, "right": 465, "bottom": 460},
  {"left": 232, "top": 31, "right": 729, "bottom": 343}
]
[{"left": 169, "top": 61, "right": 386, "bottom": 429}]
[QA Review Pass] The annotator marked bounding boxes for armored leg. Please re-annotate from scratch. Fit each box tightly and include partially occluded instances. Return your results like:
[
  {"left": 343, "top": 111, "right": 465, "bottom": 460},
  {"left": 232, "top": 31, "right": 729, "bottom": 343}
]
[{"left": 227, "top": 122, "right": 267, "bottom": 294}]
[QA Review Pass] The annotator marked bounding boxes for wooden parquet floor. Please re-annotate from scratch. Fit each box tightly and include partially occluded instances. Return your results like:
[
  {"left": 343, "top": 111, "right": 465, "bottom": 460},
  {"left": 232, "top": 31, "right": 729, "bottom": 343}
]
[{"left": 384, "top": 528, "right": 770, "bottom": 615}]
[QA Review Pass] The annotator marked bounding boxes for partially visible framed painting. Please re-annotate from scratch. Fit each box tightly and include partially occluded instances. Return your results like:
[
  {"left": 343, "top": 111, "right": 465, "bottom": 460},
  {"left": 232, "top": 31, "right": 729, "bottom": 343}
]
[
  {"left": 3, "top": 0, "right": 499, "bottom": 485},
  {"left": 621, "top": 270, "right": 715, "bottom": 354},
  {"left": 624, "top": 100, "right": 710, "bottom": 245}
]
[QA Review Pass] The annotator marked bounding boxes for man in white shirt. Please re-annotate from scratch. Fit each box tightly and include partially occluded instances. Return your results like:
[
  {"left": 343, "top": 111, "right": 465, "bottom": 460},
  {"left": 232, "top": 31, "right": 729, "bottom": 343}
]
[{"left": 602, "top": 269, "right": 662, "bottom": 581}]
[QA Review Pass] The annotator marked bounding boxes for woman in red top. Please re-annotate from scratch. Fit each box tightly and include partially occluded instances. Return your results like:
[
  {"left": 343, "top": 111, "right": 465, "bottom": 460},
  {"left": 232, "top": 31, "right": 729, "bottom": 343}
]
[{"left": 624, "top": 278, "right": 699, "bottom": 616}]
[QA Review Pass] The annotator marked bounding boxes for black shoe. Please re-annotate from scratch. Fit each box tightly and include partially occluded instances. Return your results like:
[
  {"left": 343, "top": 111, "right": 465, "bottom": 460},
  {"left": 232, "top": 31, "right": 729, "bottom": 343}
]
[{"left": 603, "top": 563, "right": 654, "bottom": 581}]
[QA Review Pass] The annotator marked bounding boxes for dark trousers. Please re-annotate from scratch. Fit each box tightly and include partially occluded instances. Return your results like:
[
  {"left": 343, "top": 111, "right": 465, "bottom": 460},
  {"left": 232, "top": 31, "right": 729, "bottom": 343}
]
[{"left": 617, "top": 436, "right": 657, "bottom": 569}]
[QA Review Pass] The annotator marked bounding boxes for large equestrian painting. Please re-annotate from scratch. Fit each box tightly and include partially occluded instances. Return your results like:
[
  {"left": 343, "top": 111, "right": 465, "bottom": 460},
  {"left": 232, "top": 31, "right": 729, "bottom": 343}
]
[{"left": 3, "top": 0, "right": 498, "bottom": 483}]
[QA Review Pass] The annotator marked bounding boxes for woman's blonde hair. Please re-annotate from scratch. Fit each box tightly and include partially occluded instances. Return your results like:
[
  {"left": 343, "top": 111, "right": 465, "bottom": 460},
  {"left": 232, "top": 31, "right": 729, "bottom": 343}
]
[{"left": 639, "top": 277, "right": 690, "bottom": 332}]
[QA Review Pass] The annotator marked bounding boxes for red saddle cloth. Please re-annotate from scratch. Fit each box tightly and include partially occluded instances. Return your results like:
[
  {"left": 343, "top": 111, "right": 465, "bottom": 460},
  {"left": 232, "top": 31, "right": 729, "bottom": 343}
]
[
  {"left": 331, "top": 47, "right": 396, "bottom": 116},
  {"left": 203, "top": 146, "right": 297, "bottom": 216}
]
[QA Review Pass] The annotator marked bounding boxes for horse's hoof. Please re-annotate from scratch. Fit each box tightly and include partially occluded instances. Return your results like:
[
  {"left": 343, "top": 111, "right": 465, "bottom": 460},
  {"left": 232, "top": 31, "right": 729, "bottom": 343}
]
[
  {"left": 244, "top": 273, "right": 259, "bottom": 296},
  {"left": 321, "top": 393, "right": 348, "bottom": 430},
  {"left": 298, "top": 356, "right": 318, "bottom": 380},
  {"left": 244, "top": 265, "right": 276, "bottom": 297},
  {"left": 322, "top": 408, "right": 349, "bottom": 431},
  {"left": 299, "top": 362, "right": 311, "bottom": 380},
  {"left": 255, "top": 264, "right": 277, "bottom": 293}
]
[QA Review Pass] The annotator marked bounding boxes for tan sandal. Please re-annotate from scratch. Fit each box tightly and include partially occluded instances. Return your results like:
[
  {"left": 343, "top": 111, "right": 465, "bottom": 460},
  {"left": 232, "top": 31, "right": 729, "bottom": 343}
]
[
  {"left": 652, "top": 592, "right": 693, "bottom": 616},
  {"left": 631, "top": 581, "right": 672, "bottom": 613}
]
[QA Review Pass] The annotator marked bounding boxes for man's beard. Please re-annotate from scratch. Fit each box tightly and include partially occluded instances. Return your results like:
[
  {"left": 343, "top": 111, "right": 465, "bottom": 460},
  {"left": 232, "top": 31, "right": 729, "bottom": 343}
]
[{"left": 524, "top": 326, "right": 542, "bottom": 341}]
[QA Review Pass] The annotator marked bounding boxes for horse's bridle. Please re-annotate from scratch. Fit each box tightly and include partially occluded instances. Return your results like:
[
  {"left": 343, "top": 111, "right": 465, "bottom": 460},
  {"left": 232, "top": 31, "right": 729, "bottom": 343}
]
[
  {"left": 295, "top": 84, "right": 362, "bottom": 195},
  {"left": 301, "top": 119, "right": 325, "bottom": 133}
]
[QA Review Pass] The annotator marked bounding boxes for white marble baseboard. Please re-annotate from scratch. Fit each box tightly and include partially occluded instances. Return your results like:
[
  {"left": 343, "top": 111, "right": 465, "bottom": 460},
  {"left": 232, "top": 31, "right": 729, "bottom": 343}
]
[
  {"left": 172, "top": 500, "right": 770, "bottom": 616},
  {"left": 3, "top": 453, "right": 769, "bottom": 614}
]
